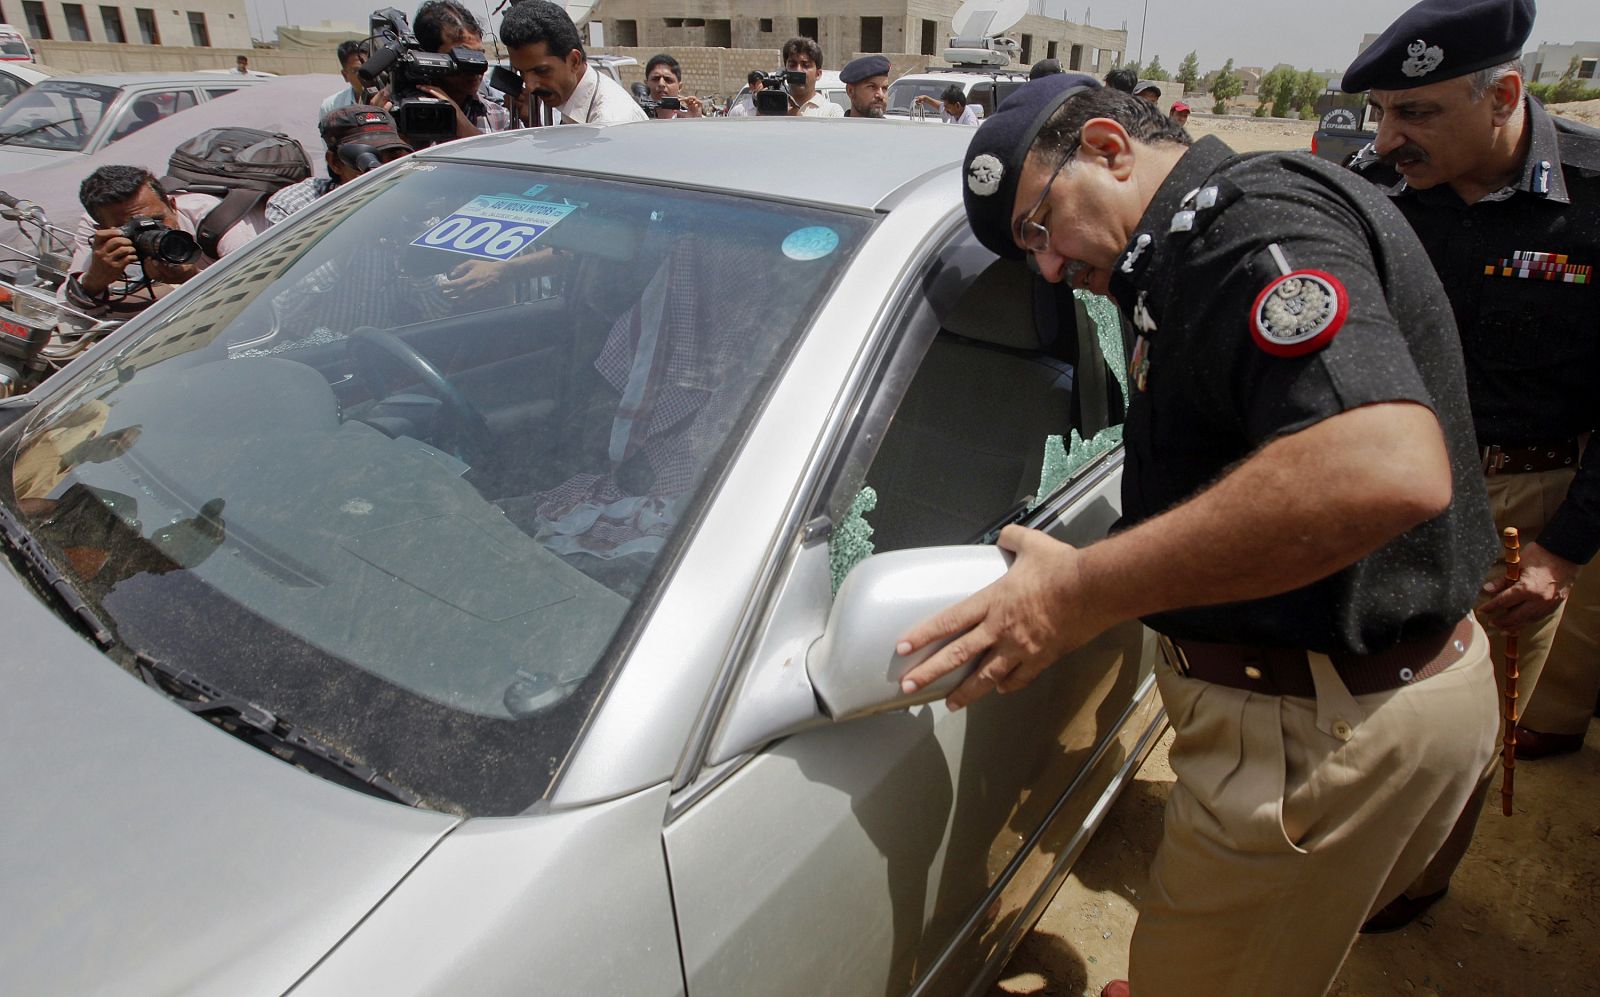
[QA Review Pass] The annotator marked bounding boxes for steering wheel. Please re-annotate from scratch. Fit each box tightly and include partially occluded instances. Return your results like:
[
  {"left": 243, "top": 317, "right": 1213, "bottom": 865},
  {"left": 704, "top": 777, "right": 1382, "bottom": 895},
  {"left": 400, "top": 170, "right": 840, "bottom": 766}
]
[{"left": 348, "top": 327, "right": 494, "bottom": 463}]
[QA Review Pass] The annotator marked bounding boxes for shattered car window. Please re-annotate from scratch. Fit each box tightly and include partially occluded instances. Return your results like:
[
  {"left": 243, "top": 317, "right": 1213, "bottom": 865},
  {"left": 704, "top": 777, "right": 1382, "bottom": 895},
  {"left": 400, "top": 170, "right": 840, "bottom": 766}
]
[{"left": 4, "top": 162, "right": 872, "bottom": 815}]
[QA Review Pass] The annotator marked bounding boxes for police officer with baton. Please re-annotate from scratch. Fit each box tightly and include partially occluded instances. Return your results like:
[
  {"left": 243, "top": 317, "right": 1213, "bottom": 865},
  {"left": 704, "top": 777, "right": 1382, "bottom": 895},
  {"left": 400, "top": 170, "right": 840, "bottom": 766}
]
[
  {"left": 1344, "top": 0, "right": 1600, "bottom": 931},
  {"left": 896, "top": 74, "right": 1500, "bottom": 996}
]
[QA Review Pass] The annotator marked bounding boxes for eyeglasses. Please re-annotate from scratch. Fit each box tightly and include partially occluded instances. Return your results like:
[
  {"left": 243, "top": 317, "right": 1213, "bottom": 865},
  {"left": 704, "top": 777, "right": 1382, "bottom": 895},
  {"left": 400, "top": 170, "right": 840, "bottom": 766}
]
[{"left": 1013, "top": 143, "right": 1077, "bottom": 255}]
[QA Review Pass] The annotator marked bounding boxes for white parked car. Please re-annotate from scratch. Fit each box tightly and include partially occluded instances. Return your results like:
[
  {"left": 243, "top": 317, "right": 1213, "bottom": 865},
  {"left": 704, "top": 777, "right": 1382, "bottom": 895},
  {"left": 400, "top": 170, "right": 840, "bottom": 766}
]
[
  {"left": 0, "top": 71, "right": 266, "bottom": 174},
  {"left": 0, "top": 58, "right": 55, "bottom": 109},
  {"left": 887, "top": 68, "right": 1032, "bottom": 122}
]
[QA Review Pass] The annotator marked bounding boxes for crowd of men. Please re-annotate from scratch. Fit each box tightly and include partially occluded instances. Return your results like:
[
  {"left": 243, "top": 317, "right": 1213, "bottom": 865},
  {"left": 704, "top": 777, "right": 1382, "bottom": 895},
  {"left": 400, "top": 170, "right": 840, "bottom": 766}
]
[{"left": 53, "top": 0, "right": 1600, "bottom": 991}]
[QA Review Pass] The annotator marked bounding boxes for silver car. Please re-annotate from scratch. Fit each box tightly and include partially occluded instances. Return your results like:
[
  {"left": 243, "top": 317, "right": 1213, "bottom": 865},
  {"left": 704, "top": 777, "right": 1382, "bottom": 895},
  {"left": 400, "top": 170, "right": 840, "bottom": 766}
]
[
  {"left": 0, "top": 118, "right": 1164, "bottom": 995},
  {"left": 0, "top": 71, "right": 265, "bottom": 174}
]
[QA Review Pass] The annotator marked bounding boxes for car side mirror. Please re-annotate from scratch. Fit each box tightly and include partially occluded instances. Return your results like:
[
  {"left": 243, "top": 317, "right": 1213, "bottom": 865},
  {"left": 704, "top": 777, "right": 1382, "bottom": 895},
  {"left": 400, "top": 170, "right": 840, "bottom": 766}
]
[{"left": 808, "top": 545, "right": 1012, "bottom": 722}]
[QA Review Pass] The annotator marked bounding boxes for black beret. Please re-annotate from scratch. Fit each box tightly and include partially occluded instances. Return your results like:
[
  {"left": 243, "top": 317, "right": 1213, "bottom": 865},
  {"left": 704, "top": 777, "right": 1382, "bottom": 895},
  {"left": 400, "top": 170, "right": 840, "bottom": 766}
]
[
  {"left": 962, "top": 73, "right": 1100, "bottom": 260},
  {"left": 840, "top": 55, "right": 891, "bottom": 85},
  {"left": 1341, "top": 0, "right": 1534, "bottom": 92}
]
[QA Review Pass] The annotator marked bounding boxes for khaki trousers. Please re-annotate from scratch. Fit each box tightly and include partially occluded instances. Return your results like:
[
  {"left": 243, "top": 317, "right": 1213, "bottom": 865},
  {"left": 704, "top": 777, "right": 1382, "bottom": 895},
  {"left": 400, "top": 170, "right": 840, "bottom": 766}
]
[
  {"left": 1129, "top": 622, "right": 1498, "bottom": 997},
  {"left": 1400, "top": 468, "right": 1593, "bottom": 899},
  {"left": 1520, "top": 473, "right": 1600, "bottom": 734}
]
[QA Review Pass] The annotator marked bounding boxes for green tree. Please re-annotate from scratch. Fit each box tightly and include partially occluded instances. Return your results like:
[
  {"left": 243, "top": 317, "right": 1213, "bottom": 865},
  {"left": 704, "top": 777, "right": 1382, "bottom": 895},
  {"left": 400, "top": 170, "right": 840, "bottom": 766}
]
[
  {"left": 1122, "top": 59, "right": 1142, "bottom": 79},
  {"left": 1144, "top": 55, "right": 1170, "bottom": 81},
  {"left": 1257, "top": 65, "right": 1293, "bottom": 117},
  {"left": 1176, "top": 51, "right": 1200, "bottom": 92},
  {"left": 1293, "top": 69, "right": 1325, "bottom": 113},
  {"left": 1211, "top": 58, "right": 1242, "bottom": 114}
]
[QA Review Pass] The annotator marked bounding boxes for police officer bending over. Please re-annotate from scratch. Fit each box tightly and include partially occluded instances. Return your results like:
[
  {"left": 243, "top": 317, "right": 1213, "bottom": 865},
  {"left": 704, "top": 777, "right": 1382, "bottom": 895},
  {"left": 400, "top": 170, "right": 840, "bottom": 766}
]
[
  {"left": 898, "top": 74, "right": 1499, "bottom": 997},
  {"left": 1345, "top": 0, "right": 1600, "bottom": 931}
]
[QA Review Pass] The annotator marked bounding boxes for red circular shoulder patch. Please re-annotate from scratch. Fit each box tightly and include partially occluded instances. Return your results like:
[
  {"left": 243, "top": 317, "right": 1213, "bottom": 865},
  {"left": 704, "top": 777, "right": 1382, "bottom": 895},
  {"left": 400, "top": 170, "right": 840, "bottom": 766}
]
[{"left": 1249, "top": 270, "right": 1349, "bottom": 357}]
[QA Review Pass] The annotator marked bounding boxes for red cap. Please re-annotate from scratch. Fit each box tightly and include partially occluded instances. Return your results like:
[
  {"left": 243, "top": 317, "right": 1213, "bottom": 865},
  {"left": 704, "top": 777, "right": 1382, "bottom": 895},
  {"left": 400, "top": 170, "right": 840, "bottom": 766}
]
[{"left": 1171, "top": 101, "right": 1190, "bottom": 113}]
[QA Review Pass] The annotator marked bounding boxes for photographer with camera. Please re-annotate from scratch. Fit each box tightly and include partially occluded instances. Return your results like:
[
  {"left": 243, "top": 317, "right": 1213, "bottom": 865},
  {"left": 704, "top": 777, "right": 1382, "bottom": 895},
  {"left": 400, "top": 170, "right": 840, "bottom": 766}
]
[
  {"left": 642, "top": 54, "right": 702, "bottom": 119},
  {"left": 266, "top": 106, "right": 413, "bottom": 225},
  {"left": 774, "top": 37, "right": 842, "bottom": 117},
  {"left": 61, "top": 165, "right": 262, "bottom": 318},
  {"left": 500, "top": 0, "right": 645, "bottom": 126},
  {"left": 363, "top": 2, "right": 507, "bottom": 149}
]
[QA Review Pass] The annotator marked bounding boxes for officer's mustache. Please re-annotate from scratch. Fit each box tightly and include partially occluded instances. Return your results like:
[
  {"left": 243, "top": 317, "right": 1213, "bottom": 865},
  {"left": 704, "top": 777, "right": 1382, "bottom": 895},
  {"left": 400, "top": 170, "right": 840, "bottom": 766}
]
[{"left": 1380, "top": 143, "right": 1429, "bottom": 166}]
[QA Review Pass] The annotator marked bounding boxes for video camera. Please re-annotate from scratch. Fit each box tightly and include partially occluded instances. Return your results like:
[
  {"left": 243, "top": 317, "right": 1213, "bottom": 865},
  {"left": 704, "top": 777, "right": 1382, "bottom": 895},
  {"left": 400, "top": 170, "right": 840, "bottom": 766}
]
[
  {"left": 121, "top": 217, "right": 198, "bottom": 266},
  {"left": 753, "top": 70, "right": 810, "bottom": 116},
  {"left": 627, "top": 81, "right": 683, "bottom": 113},
  {"left": 358, "top": 7, "right": 487, "bottom": 144}
]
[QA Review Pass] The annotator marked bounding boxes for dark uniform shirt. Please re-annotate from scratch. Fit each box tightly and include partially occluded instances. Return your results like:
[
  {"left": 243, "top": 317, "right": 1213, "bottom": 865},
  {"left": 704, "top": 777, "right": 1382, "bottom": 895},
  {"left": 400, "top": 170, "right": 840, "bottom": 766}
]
[
  {"left": 1353, "top": 99, "right": 1600, "bottom": 564},
  {"left": 1108, "top": 136, "right": 1497, "bottom": 656}
]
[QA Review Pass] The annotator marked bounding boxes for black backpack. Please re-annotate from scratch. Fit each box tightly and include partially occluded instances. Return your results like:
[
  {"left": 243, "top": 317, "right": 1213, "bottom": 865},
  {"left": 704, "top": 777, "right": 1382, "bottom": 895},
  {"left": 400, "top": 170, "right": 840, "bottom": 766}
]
[{"left": 162, "top": 126, "right": 311, "bottom": 258}]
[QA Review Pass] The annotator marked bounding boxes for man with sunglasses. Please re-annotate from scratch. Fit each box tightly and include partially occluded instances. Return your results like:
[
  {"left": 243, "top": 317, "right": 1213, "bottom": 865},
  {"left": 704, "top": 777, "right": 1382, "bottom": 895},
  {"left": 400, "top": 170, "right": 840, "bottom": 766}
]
[{"left": 897, "top": 73, "right": 1499, "bottom": 997}]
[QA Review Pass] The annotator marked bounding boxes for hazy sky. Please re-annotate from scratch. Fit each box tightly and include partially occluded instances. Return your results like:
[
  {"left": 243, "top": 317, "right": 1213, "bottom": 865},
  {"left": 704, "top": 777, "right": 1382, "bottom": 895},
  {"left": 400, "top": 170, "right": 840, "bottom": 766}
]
[{"left": 245, "top": 0, "right": 1596, "bottom": 76}]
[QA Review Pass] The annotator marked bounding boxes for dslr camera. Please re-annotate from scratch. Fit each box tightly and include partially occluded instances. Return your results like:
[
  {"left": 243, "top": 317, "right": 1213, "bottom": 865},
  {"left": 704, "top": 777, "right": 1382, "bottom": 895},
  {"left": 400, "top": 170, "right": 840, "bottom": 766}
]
[
  {"left": 626, "top": 81, "right": 682, "bottom": 113},
  {"left": 121, "top": 217, "right": 198, "bottom": 266},
  {"left": 753, "top": 70, "right": 810, "bottom": 116},
  {"left": 358, "top": 7, "right": 487, "bottom": 144}
]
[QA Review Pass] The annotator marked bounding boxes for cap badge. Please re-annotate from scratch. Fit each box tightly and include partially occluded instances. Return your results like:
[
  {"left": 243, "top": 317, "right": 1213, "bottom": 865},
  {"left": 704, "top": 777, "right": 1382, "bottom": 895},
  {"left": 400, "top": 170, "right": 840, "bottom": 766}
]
[
  {"left": 967, "top": 154, "right": 1004, "bottom": 197},
  {"left": 1250, "top": 270, "right": 1348, "bottom": 357},
  {"left": 1401, "top": 39, "right": 1444, "bottom": 79}
]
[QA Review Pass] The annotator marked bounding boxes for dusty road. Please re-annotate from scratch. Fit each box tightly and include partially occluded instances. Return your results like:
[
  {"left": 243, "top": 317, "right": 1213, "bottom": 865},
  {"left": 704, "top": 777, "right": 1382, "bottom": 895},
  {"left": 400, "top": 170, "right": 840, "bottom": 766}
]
[{"left": 989, "top": 105, "right": 1600, "bottom": 997}]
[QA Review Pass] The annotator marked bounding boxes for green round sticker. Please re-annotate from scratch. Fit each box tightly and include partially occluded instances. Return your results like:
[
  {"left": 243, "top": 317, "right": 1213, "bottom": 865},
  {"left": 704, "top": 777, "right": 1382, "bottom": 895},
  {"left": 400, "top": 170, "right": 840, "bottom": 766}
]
[{"left": 782, "top": 226, "right": 840, "bottom": 262}]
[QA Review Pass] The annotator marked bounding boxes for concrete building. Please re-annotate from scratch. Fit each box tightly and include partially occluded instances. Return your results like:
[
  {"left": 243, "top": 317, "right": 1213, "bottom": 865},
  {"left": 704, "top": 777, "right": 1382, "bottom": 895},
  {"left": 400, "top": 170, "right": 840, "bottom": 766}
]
[
  {"left": 1528, "top": 41, "right": 1600, "bottom": 85},
  {"left": 592, "top": 0, "right": 1126, "bottom": 78},
  {"left": 1, "top": 0, "right": 251, "bottom": 49}
]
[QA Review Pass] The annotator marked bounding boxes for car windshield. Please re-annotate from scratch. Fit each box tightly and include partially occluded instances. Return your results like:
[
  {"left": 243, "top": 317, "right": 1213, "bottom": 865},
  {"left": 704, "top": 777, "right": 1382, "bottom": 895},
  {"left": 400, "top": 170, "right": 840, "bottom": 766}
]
[
  {"left": 3, "top": 161, "right": 872, "bottom": 815},
  {"left": 887, "top": 80, "right": 952, "bottom": 115},
  {"left": 0, "top": 37, "right": 29, "bottom": 58},
  {"left": 0, "top": 79, "right": 113, "bottom": 149}
]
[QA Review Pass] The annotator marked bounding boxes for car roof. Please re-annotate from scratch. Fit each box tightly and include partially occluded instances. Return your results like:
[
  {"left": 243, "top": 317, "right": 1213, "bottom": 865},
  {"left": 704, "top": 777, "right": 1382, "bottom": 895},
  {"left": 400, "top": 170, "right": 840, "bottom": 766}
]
[
  {"left": 421, "top": 117, "right": 970, "bottom": 212},
  {"left": 35, "top": 71, "right": 265, "bottom": 88}
]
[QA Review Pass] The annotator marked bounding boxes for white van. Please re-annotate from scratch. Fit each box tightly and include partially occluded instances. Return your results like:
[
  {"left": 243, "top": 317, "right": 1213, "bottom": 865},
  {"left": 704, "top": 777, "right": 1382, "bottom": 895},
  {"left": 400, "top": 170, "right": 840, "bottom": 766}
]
[{"left": 0, "top": 23, "right": 34, "bottom": 62}]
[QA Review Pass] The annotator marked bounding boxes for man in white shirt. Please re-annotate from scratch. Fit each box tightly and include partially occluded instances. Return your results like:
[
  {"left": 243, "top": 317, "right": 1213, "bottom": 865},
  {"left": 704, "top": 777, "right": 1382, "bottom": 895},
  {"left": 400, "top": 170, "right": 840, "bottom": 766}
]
[
  {"left": 500, "top": 0, "right": 646, "bottom": 125},
  {"left": 914, "top": 85, "right": 979, "bottom": 125},
  {"left": 726, "top": 70, "right": 764, "bottom": 118},
  {"left": 62, "top": 166, "right": 263, "bottom": 320},
  {"left": 781, "top": 36, "right": 843, "bottom": 118},
  {"left": 319, "top": 40, "right": 368, "bottom": 120}
]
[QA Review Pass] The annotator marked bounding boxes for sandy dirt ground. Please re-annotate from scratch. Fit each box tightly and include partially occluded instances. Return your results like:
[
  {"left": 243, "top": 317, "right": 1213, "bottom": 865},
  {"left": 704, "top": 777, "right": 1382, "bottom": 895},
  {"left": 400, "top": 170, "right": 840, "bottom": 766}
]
[
  {"left": 992, "top": 720, "right": 1600, "bottom": 996},
  {"left": 986, "top": 109, "right": 1600, "bottom": 997}
]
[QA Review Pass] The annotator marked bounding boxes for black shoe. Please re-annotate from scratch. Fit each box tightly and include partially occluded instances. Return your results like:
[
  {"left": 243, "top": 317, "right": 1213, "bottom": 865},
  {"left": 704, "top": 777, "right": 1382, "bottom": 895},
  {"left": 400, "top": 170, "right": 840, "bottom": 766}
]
[
  {"left": 1514, "top": 726, "right": 1585, "bottom": 760},
  {"left": 1360, "top": 887, "right": 1447, "bottom": 934}
]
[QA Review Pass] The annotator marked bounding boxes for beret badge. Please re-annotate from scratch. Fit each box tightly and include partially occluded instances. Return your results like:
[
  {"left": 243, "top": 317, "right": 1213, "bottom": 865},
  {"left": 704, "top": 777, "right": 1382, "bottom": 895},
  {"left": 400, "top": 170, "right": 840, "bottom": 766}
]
[
  {"left": 968, "top": 154, "right": 1004, "bottom": 197},
  {"left": 1401, "top": 39, "right": 1445, "bottom": 78}
]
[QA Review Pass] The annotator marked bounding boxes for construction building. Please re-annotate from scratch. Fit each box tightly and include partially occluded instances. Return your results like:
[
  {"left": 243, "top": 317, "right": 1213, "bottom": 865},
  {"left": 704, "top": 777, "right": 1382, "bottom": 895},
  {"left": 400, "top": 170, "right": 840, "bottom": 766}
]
[
  {"left": 1, "top": 0, "right": 251, "bottom": 49},
  {"left": 591, "top": 0, "right": 1127, "bottom": 78}
]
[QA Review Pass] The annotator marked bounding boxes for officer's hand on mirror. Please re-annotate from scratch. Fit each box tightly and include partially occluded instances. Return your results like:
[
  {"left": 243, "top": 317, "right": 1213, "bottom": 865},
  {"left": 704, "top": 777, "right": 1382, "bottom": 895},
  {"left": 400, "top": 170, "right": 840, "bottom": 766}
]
[
  {"left": 895, "top": 525, "right": 1111, "bottom": 711},
  {"left": 83, "top": 227, "right": 138, "bottom": 295},
  {"left": 1479, "top": 541, "right": 1578, "bottom": 630}
]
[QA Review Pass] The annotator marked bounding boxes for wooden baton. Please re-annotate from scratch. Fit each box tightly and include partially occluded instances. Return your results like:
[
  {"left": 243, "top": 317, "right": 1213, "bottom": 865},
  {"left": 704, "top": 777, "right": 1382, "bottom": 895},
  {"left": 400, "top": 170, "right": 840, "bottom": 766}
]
[{"left": 1501, "top": 527, "right": 1521, "bottom": 817}]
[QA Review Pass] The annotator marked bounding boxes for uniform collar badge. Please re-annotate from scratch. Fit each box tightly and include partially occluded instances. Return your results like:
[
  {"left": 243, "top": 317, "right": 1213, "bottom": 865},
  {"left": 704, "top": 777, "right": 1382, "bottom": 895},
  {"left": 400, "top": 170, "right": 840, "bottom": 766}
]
[
  {"left": 1401, "top": 39, "right": 1445, "bottom": 78},
  {"left": 1119, "top": 233, "right": 1154, "bottom": 274}
]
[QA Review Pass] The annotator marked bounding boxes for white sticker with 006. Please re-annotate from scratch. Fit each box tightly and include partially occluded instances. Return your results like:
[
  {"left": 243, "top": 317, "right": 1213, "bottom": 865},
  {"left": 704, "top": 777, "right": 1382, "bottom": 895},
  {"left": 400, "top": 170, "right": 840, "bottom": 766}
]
[{"left": 411, "top": 195, "right": 576, "bottom": 261}]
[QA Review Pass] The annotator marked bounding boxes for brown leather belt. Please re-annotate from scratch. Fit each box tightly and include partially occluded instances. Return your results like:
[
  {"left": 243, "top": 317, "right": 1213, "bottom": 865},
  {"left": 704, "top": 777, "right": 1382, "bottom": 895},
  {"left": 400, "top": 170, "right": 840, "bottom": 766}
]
[
  {"left": 1163, "top": 617, "right": 1475, "bottom": 698},
  {"left": 1480, "top": 438, "right": 1582, "bottom": 476}
]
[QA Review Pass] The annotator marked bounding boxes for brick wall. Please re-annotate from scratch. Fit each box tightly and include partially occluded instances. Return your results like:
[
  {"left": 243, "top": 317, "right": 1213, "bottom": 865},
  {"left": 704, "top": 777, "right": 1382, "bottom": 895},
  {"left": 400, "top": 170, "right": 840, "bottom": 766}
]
[{"left": 35, "top": 40, "right": 330, "bottom": 74}]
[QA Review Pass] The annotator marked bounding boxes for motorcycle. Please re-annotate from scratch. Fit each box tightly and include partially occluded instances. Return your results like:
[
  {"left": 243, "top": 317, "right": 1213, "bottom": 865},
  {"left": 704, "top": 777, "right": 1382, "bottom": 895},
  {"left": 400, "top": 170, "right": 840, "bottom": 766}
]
[{"left": 0, "top": 190, "right": 122, "bottom": 397}]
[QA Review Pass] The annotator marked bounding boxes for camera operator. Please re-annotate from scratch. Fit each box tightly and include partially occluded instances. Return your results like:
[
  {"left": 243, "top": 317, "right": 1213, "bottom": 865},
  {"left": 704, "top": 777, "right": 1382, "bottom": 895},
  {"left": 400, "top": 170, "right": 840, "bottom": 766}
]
[
  {"left": 841, "top": 55, "right": 889, "bottom": 118},
  {"left": 727, "top": 70, "right": 763, "bottom": 117},
  {"left": 643, "top": 53, "right": 702, "bottom": 119},
  {"left": 62, "top": 165, "right": 262, "bottom": 318},
  {"left": 500, "top": 0, "right": 645, "bottom": 125},
  {"left": 266, "top": 106, "right": 413, "bottom": 225},
  {"left": 380, "top": 0, "right": 508, "bottom": 146},
  {"left": 780, "top": 37, "right": 842, "bottom": 117}
]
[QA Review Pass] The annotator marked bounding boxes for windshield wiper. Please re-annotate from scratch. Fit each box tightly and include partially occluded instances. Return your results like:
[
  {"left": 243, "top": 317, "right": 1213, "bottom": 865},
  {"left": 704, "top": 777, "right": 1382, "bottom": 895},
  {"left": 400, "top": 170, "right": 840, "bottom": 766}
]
[
  {"left": 0, "top": 115, "right": 84, "bottom": 146},
  {"left": 0, "top": 500, "right": 114, "bottom": 647},
  {"left": 132, "top": 652, "right": 424, "bottom": 808}
]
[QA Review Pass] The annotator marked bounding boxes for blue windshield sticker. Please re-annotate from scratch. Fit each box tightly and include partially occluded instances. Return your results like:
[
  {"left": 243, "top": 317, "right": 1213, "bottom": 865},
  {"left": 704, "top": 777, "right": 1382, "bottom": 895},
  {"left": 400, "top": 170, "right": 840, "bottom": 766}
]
[
  {"left": 412, "top": 195, "right": 576, "bottom": 261},
  {"left": 782, "top": 226, "right": 840, "bottom": 262}
]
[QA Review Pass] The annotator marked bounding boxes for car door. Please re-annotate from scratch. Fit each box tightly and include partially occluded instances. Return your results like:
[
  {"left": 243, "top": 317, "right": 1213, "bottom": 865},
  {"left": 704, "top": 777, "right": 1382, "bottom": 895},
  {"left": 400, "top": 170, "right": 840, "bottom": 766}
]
[{"left": 664, "top": 235, "right": 1156, "bottom": 996}]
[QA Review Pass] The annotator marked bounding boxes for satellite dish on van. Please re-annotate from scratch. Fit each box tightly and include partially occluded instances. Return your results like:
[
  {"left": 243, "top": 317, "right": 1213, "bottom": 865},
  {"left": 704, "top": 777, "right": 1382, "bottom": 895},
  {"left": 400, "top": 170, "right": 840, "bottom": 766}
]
[
  {"left": 952, "top": 0, "right": 1028, "bottom": 39},
  {"left": 564, "top": 1, "right": 595, "bottom": 24}
]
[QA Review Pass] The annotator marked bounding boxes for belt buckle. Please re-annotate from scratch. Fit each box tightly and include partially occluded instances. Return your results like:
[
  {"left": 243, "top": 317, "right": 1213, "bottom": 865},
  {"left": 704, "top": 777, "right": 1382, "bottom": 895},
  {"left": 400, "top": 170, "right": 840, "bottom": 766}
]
[
  {"left": 1158, "top": 635, "right": 1191, "bottom": 678},
  {"left": 1481, "top": 444, "right": 1505, "bottom": 477}
]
